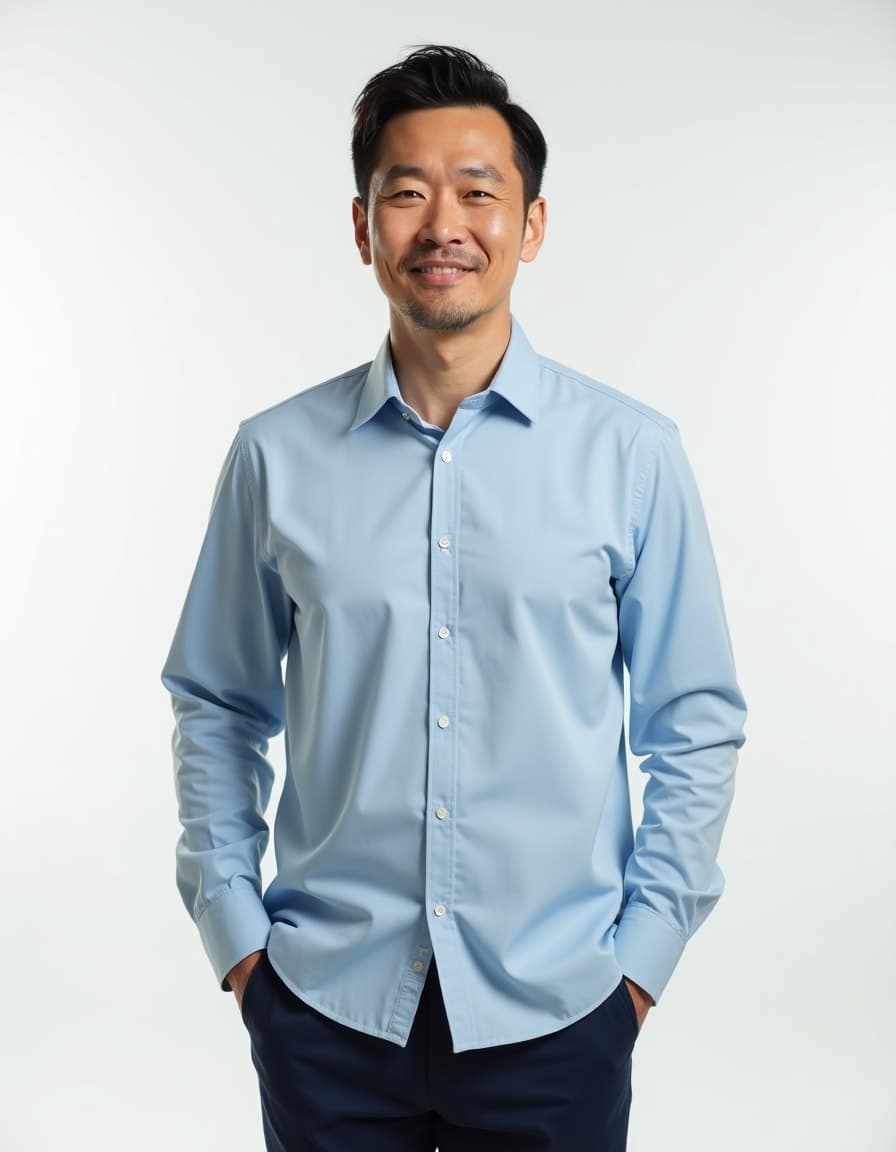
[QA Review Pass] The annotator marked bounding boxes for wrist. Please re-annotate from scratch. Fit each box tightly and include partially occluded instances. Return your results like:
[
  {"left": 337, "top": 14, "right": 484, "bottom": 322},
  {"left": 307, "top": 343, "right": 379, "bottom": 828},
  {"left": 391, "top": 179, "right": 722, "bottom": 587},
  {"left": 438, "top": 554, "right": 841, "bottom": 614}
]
[
  {"left": 623, "top": 976, "right": 654, "bottom": 1007},
  {"left": 226, "top": 949, "right": 265, "bottom": 999},
  {"left": 623, "top": 975, "right": 654, "bottom": 1032}
]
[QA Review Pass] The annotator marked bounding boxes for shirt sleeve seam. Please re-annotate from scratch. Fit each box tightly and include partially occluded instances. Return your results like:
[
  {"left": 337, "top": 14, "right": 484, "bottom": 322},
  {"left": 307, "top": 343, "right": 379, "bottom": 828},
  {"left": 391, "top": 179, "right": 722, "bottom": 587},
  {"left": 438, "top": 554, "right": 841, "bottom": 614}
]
[
  {"left": 236, "top": 427, "right": 273, "bottom": 567},
  {"left": 623, "top": 900, "right": 688, "bottom": 945},
  {"left": 194, "top": 881, "right": 247, "bottom": 925},
  {"left": 625, "top": 428, "right": 658, "bottom": 578}
]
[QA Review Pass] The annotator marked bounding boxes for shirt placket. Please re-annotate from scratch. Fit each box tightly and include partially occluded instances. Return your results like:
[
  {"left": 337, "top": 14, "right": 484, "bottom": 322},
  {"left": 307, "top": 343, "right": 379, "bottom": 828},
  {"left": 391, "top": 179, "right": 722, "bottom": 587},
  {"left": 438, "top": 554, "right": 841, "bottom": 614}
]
[
  {"left": 426, "top": 429, "right": 461, "bottom": 946},
  {"left": 387, "top": 398, "right": 485, "bottom": 1047}
]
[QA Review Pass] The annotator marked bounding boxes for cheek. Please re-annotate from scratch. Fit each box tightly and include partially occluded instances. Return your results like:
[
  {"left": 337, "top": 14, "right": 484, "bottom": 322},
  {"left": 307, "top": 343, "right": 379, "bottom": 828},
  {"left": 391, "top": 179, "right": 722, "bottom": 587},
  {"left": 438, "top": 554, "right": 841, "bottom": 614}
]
[
  {"left": 371, "top": 223, "right": 414, "bottom": 274},
  {"left": 477, "top": 212, "right": 523, "bottom": 260},
  {"left": 371, "top": 255, "right": 400, "bottom": 293},
  {"left": 369, "top": 237, "right": 402, "bottom": 285}
]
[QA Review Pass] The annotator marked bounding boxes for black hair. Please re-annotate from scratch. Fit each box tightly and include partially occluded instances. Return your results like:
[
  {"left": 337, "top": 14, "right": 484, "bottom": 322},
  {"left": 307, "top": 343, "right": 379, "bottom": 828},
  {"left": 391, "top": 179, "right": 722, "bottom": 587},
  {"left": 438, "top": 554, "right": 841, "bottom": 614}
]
[{"left": 351, "top": 45, "right": 547, "bottom": 211}]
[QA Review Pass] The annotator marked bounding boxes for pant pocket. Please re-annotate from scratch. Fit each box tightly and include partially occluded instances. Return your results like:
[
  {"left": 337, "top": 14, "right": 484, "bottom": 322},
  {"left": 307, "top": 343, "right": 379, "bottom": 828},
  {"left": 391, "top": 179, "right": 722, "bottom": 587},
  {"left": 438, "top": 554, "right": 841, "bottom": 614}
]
[
  {"left": 614, "top": 977, "right": 640, "bottom": 1045},
  {"left": 240, "top": 954, "right": 271, "bottom": 1031}
]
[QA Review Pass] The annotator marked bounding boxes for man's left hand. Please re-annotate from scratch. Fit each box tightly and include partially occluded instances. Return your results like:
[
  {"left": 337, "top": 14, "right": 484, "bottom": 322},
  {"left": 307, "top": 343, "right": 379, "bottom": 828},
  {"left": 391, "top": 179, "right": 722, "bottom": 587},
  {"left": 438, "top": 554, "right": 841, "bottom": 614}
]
[{"left": 623, "top": 977, "right": 654, "bottom": 1034}]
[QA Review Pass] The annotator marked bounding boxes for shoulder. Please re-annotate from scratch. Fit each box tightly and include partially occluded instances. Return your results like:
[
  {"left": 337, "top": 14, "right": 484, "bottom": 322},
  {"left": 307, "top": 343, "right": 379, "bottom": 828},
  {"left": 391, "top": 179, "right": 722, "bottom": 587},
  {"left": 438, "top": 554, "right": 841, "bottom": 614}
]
[
  {"left": 237, "top": 361, "right": 372, "bottom": 446},
  {"left": 535, "top": 351, "right": 678, "bottom": 439}
]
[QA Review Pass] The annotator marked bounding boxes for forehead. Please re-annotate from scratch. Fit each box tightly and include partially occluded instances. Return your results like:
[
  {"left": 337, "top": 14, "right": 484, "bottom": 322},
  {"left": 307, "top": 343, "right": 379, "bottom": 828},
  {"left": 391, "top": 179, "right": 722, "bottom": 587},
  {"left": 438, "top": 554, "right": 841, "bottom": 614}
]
[{"left": 374, "top": 105, "right": 519, "bottom": 184}]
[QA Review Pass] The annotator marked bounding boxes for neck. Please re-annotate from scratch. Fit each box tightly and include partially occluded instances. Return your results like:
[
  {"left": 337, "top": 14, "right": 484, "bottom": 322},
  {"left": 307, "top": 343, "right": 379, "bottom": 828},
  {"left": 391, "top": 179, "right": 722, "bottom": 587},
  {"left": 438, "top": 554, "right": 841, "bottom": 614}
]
[{"left": 388, "top": 308, "right": 512, "bottom": 430}]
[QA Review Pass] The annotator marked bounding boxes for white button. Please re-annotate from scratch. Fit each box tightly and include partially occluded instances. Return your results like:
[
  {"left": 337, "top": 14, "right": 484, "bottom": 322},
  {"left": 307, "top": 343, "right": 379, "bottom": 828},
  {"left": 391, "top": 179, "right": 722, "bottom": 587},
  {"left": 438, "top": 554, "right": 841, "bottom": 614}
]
[
  {"left": 434, "top": 904, "right": 447, "bottom": 917},
  {"left": 412, "top": 960, "right": 425, "bottom": 973},
  {"left": 438, "top": 535, "right": 451, "bottom": 549},
  {"left": 438, "top": 626, "right": 450, "bottom": 639},
  {"left": 441, "top": 450, "right": 453, "bottom": 462},
  {"left": 401, "top": 411, "right": 410, "bottom": 420},
  {"left": 437, "top": 715, "right": 450, "bottom": 729},
  {"left": 435, "top": 806, "right": 448, "bottom": 820}
]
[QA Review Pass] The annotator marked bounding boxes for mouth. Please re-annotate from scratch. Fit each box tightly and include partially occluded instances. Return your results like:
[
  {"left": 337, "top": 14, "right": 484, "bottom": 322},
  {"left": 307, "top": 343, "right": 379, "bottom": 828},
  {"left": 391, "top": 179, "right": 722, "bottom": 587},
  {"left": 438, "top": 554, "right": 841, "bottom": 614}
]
[{"left": 409, "top": 262, "right": 475, "bottom": 286}]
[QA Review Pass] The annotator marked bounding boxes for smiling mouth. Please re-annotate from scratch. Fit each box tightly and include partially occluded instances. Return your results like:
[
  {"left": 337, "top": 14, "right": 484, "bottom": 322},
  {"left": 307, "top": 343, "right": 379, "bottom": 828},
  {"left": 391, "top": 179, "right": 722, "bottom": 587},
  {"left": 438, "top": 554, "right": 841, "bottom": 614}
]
[
  {"left": 413, "top": 263, "right": 473, "bottom": 274},
  {"left": 410, "top": 264, "right": 474, "bottom": 286}
]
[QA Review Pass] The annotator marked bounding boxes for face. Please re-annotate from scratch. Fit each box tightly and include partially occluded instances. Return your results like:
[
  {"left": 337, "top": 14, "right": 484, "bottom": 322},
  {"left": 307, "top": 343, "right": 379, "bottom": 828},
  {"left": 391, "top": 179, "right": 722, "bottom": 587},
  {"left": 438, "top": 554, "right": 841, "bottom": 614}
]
[{"left": 352, "top": 105, "right": 545, "bottom": 335}]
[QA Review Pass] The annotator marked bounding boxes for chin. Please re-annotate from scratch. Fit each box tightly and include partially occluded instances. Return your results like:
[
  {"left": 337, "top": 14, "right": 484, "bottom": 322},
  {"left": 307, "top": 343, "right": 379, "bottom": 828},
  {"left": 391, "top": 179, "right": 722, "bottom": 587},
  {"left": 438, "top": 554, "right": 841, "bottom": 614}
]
[{"left": 401, "top": 300, "right": 484, "bottom": 332}]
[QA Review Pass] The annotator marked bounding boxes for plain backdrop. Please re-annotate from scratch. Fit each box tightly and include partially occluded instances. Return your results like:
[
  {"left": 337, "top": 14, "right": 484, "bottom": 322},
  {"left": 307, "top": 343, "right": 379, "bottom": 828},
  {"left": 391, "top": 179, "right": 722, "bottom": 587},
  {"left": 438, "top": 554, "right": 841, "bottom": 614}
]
[{"left": 1, "top": 1, "right": 894, "bottom": 1149}]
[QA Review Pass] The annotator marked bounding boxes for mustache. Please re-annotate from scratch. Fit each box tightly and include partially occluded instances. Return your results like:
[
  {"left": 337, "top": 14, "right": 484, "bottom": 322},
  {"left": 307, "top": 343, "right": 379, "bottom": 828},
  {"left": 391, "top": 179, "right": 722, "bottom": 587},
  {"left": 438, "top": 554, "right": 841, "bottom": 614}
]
[{"left": 401, "top": 248, "right": 484, "bottom": 272}]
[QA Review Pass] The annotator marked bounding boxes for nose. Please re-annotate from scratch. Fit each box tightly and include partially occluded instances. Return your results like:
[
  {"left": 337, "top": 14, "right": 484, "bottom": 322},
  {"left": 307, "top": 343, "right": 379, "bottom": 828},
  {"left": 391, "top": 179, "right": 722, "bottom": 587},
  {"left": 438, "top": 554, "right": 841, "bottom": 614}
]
[{"left": 417, "top": 191, "right": 468, "bottom": 247}]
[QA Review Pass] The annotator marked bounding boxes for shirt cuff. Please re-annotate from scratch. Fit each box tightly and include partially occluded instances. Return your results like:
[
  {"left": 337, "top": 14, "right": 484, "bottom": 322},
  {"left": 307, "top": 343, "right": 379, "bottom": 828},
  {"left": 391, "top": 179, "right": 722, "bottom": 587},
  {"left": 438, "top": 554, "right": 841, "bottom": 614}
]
[
  {"left": 196, "top": 883, "right": 273, "bottom": 990},
  {"left": 613, "top": 903, "right": 687, "bottom": 1003}
]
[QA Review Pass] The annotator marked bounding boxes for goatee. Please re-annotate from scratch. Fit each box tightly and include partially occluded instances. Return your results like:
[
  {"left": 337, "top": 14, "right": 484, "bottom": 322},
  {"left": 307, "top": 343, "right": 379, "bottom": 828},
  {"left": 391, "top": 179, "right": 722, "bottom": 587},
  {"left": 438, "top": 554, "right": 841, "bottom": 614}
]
[{"left": 401, "top": 300, "right": 481, "bottom": 332}]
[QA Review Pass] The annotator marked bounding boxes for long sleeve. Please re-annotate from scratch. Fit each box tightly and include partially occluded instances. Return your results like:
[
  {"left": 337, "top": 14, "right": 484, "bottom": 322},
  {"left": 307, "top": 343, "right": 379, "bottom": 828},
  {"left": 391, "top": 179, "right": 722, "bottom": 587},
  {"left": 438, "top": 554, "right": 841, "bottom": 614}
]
[
  {"left": 161, "top": 430, "right": 294, "bottom": 988},
  {"left": 159, "top": 324, "right": 749, "bottom": 1051},
  {"left": 612, "top": 422, "right": 747, "bottom": 1002}
]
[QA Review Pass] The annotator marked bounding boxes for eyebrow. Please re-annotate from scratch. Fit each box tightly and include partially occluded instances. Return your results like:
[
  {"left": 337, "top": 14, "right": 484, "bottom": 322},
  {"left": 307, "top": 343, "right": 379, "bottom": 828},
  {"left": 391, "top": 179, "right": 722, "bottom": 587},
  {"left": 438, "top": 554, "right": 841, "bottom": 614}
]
[{"left": 380, "top": 163, "right": 508, "bottom": 185}]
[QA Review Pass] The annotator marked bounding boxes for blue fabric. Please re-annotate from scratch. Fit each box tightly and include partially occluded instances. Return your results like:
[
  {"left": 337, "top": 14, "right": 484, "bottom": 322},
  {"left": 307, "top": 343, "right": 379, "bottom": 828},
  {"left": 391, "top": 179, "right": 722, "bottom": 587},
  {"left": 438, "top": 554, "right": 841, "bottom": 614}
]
[{"left": 162, "top": 316, "right": 746, "bottom": 1053}]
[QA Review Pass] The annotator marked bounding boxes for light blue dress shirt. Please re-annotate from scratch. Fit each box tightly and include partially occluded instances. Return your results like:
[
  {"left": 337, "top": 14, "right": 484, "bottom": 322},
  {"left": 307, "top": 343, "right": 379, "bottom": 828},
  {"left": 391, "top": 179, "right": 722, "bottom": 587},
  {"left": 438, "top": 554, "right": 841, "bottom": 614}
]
[{"left": 162, "top": 317, "right": 746, "bottom": 1053}]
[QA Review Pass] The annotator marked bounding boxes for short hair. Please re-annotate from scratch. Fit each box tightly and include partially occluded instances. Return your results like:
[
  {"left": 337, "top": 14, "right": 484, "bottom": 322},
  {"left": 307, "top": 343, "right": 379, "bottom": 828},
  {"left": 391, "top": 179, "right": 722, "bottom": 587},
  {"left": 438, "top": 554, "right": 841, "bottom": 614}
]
[{"left": 351, "top": 45, "right": 547, "bottom": 212}]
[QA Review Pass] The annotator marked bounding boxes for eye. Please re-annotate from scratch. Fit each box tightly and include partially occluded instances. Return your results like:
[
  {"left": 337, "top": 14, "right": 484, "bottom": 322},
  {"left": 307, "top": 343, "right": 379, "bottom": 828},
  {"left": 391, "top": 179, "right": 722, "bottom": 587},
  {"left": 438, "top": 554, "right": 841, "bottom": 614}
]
[
  {"left": 464, "top": 190, "right": 494, "bottom": 199},
  {"left": 392, "top": 189, "right": 424, "bottom": 199}
]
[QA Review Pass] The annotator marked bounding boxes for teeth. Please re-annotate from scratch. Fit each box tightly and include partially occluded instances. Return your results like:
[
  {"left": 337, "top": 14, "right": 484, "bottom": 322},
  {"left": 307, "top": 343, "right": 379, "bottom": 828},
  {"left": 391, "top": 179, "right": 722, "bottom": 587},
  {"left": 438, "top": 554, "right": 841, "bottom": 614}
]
[{"left": 417, "top": 266, "right": 467, "bottom": 275}]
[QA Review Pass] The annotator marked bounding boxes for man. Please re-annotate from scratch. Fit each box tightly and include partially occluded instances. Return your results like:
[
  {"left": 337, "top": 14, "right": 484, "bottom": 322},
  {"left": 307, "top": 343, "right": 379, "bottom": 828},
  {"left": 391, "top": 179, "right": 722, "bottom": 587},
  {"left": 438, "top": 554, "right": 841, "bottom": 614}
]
[{"left": 162, "top": 44, "right": 746, "bottom": 1152}]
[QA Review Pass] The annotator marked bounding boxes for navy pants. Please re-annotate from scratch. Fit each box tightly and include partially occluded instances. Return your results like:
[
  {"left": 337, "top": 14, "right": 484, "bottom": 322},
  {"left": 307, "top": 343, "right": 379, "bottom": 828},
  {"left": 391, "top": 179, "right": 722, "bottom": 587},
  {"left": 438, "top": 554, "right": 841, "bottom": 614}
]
[{"left": 241, "top": 953, "right": 637, "bottom": 1151}]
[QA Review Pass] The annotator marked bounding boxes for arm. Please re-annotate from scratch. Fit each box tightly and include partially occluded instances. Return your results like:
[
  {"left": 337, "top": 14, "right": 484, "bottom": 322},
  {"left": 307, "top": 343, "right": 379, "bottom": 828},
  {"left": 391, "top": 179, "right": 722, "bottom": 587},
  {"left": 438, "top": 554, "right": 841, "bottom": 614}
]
[
  {"left": 161, "top": 431, "right": 293, "bottom": 990},
  {"left": 227, "top": 949, "right": 266, "bottom": 1008},
  {"left": 613, "top": 422, "right": 747, "bottom": 1005}
]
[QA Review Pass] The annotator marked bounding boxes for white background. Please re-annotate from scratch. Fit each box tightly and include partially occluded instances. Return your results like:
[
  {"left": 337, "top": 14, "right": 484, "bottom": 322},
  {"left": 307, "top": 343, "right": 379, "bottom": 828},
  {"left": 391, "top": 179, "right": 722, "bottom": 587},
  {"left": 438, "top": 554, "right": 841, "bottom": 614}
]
[{"left": 2, "top": 1, "right": 894, "bottom": 1149}]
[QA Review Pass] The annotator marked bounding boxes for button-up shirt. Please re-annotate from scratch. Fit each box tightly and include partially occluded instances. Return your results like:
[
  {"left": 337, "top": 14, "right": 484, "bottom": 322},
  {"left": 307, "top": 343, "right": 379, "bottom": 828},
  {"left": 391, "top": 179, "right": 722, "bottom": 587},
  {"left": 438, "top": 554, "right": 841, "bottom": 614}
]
[{"left": 161, "top": 317, "right": 746, "bottom": 1053}]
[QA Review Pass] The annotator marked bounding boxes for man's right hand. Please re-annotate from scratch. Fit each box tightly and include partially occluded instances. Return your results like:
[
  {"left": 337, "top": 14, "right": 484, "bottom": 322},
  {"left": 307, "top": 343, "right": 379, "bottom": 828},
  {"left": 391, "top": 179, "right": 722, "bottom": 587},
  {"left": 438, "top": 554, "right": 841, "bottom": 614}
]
[{"left": 226, "top": 950, "right": 266, "bottom": 1011}]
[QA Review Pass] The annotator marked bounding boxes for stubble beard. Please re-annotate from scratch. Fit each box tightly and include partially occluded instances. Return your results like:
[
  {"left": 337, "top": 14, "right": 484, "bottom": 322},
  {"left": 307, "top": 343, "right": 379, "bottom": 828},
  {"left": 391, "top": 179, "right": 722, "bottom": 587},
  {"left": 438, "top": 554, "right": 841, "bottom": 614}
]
[
  {"left": 400, "top": 297, "right": 483, "bottom": 332},
  {"left": 397, "top": 252, "right": 487, "bottom": 332}
]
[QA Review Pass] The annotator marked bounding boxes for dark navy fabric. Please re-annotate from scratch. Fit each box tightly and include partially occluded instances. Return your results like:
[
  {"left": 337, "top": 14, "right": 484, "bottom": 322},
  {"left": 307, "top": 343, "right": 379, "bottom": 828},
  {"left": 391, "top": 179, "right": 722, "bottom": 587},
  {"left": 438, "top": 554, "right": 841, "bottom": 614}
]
[{"left": 241, "top": 952, "right": 637, "bottom": 1151}]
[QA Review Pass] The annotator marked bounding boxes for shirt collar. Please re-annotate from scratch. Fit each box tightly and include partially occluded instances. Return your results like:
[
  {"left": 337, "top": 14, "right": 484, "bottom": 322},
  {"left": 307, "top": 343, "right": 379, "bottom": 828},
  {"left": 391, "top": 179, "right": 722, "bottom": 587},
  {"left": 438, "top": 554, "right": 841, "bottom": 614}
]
[{"left": 350, "top": 314, "right": 540, "bottom": 432}]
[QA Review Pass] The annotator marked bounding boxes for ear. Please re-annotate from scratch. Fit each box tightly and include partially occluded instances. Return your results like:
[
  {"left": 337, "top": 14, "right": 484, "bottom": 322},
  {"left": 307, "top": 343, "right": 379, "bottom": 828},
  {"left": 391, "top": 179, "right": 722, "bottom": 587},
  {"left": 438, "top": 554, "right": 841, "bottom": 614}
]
[
  {"left": 520, "top": 196, "right": 547, "bottom": 264},
  {"left": 352, "top": 197, "right": 372, "bottom": 265}
]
